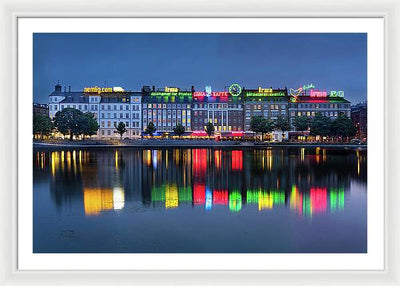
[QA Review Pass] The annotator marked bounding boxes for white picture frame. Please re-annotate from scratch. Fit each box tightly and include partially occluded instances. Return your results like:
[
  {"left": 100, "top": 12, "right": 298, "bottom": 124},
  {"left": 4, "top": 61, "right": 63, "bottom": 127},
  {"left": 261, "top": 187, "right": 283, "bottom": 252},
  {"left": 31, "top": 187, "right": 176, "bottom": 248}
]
[{"left": 1, "top": 0, "right": 398, "bottom": 285}]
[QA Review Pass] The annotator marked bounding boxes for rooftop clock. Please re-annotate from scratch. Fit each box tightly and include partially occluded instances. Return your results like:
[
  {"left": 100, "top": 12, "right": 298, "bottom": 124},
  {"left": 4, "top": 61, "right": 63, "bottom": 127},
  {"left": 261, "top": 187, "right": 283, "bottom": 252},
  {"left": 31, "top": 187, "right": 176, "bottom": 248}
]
[{"left": 229, "top": 83, "right": 242, "bottom": 96}]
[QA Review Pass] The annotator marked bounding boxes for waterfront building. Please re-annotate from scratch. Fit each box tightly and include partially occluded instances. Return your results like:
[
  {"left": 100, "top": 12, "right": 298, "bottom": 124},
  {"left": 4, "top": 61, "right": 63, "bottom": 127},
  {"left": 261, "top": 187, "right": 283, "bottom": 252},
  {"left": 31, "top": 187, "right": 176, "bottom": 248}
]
[
  {"left": 242, "top": 86, "right": 289, "bottom": 131},
  {"left": 141, "top": 86, "right": 193, "bottom": 136},
  {"left": 288, "top": 85, "right": 351, "bottom": 130},
  {"left": 33, "top": 102, "right": 49, "bottom": 116},
  {"left": 98, "top": 91, "right": 142, "bottom": 139},
  {"left": 47, "top": 82, "right": 354, "bottom": 140},
  {"left": 351, "top": 102, "right": 367, "bottom": 140},
  {"left": 48, "top": 83, "right": 142, "bottom": 139},
  {"left": 192, "top": 85, "right": 244, "bottom": 137}
]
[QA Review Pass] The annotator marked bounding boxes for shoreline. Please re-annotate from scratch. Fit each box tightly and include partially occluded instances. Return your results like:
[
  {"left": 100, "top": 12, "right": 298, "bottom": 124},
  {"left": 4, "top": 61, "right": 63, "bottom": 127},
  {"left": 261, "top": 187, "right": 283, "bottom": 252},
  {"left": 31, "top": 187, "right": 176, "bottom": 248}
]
[{"left": 33, "top": 140, "right": 367, "bottom": 149}]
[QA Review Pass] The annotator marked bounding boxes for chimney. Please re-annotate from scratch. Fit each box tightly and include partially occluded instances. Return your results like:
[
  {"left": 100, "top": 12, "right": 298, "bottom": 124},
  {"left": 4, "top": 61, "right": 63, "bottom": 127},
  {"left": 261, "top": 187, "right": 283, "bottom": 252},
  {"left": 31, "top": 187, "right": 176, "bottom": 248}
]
[
  {"left": 152, "top": 86, "right": 155, "bottom": 92},
  {"left": 191, "top": 86, "right": 194, "bottom": 92},
  {"left": 55, "top": 82, "right": 62, "bottom": 92},
  {"left": 68, "top": 86, "right": 71, "bottom": 92}
]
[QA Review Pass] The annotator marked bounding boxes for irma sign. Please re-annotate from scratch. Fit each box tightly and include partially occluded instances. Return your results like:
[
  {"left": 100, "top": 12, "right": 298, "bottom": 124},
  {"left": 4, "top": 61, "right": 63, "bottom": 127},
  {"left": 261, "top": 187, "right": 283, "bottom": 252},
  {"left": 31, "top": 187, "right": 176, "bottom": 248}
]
[{"left": 245, "top": 87, "right": 285, "bottom": 97}]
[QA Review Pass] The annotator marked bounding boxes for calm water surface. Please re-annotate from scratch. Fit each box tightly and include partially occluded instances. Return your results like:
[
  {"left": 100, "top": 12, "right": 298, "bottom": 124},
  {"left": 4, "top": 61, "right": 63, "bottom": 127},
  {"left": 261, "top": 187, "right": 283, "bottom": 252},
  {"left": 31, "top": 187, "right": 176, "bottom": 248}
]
[{"left": 33, "top": 147, "right": 367, "bottom": 253}]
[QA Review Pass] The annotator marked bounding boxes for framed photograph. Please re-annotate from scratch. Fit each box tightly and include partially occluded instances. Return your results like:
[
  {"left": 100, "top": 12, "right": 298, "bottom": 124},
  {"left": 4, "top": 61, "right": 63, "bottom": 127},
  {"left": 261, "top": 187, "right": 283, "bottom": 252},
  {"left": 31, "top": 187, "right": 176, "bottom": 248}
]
[{"left": 1, "top": 0, "right": 398, "bottom": 285}]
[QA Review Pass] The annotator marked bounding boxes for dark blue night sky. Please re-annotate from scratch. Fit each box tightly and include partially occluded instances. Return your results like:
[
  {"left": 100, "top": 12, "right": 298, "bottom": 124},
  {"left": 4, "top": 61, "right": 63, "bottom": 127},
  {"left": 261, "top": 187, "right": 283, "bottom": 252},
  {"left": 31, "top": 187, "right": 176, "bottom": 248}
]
[{"left": 33, "top": 33, "right": 367, "bottom": 104}]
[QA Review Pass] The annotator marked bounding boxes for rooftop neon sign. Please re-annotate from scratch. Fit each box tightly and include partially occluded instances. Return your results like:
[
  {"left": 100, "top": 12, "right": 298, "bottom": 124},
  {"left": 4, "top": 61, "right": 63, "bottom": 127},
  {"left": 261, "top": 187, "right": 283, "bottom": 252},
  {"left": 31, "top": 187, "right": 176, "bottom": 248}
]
[
  {"left": 330, "top": 91, "right": 344, "bottom": 97},
  {"left": 245, "top": 91, "right": 286, "bottom": 97},
  {"left": 289, "top": 84, "right": 314, "bottom": 96},
  {"left": 150, "top": 91, "right": 192, "bottom": 97},
  {"left": 193, "top": 91, "right": 229, "bottom": 97},
  {"left": 165, "top": 86, "right": 179, "bottom": 93},
  {"left": 310, "top": 89, "right": 327, "bottom": 97},
  {"left": 303, "top": 84, "right": 315, "bottom": 90},
  {"left": 84, "top": 86, "right": 114, "bottom": 94}
]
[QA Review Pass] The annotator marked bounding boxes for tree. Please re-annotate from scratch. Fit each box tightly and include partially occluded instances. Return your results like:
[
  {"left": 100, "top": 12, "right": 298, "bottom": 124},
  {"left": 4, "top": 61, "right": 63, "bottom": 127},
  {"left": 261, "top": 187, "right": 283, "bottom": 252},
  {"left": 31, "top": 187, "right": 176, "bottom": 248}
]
[
  {"left": 249, "top": 116, "right": 264, "bottom": 139},
  {"left": 261, "top": 119, "right": 275, "bottom": 141},
  {"left": 53, "top": 108, "right": 84, "bottom": 140},
  {"left": 115, "top": 122, "right": 127, "bottom": 140},
  {"left": 205, "top": 122, "right": 215, "bottom": 138},
  {"left": 275, "top": 115, "right": 290, "bottom": 132},
  {"left": 250, "top": 116, "right": 274, "bottom": 141},
  {"left": 331, "top": 114, "right": 357, "bottom": 141},
  {"left": 309, "top": 113, "right": 332, "bottom": 140},
  {"left": 80, "top": 112, "right": 99, "bottom": 139},
  {"left": 274, "top": 115, "right": 290, "bottom": 139},
  {"left": 173, "top": 123, "right": 185, "bottom": 137},
  {"left": 294, "top": 116, "right": 310, "bottom": 140},
  {"left": 33, "top": 115, "right": 53, "bottom": 139},
  {"left": 145, "top": 121, "right": 157, "bottom": 137}
]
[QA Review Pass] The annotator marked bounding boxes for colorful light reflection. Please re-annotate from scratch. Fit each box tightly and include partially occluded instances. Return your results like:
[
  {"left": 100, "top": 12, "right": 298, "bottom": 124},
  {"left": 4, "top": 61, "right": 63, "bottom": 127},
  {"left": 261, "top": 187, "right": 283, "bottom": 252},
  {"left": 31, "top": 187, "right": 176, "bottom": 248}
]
[{"left": 229, "top": 191, "right": 242, "bottom": 212}]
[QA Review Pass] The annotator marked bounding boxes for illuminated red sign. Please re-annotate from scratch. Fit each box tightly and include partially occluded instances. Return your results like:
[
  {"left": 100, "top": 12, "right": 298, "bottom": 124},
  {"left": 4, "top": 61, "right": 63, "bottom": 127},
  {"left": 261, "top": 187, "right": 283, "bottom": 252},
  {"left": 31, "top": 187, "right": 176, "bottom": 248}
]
[
  {"left": 212, "top": 92, "right": 229, "bottom": 97},
  {"left": 193, "top": 92, "right": 206, "bottom": 97},
  {"left": 193, "top": 91, "right": 229, "bottom": 97},
  {"left": 310, "top": 90, "right": 327, "bottom": 97}
]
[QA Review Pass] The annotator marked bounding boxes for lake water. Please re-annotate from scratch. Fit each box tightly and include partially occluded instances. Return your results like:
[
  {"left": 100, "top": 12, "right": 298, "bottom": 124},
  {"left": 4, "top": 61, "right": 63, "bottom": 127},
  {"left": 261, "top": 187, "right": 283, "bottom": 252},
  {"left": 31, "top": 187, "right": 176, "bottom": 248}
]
[{"left": 33, "top": 147, "right": 367, "bottom": 253}]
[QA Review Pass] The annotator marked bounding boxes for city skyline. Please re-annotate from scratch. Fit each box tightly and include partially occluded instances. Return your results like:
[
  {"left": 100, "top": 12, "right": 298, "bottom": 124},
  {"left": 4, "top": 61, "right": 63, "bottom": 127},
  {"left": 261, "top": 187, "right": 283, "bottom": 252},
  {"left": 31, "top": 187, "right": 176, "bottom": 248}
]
[{"left": 33, "top": 33, "right": 367, "bottom": 104}]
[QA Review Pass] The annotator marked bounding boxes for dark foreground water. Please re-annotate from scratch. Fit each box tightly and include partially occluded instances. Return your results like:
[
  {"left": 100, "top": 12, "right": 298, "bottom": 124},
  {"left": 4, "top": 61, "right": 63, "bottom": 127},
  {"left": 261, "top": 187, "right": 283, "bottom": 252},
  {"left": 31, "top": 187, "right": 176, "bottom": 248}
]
[{"left": 33, "top": 147, "right": 367, "bottom": 253}]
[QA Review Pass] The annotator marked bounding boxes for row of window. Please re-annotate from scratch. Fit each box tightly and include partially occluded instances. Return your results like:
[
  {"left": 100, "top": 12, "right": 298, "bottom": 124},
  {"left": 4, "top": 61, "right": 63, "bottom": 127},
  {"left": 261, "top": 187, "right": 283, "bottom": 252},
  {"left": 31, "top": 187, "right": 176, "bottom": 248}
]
[
  {"left": 193, "top": 118, "right": 242, "bottom": 124},
  {"left": 143, "top": 110, "right": 191, "bottom": 117},
  {"left": 193, "top": 110, "right": 243, "bottom": 117},
  {"left": 144, "top": 104, "right": 191, "bottom": 109},
  {"left": 100, "top": 129, "right": 141, "bottom": 136},
  {"left": 143, "top": 118, "right": 191, "bottom": 127},
  {"left": 100, "top": 121, "right": 141, "bottom": 128},
  {"left": 193, "top": 104, "right": 243, "bottom": 109},
  {"left": 293, "top": 103, "right": 350, "bottom": 109},
  {"left": 100, "top": 104, "right": 140, "bottom": 111},
  {"left": 100, "top": 113, "right": 140, "bottom": 119},
  {"left": 246, "top": 104, "right": 286, "bottom": 110},
  {"left": 291, "top": 111, "right": 351, "bottom": 117}
]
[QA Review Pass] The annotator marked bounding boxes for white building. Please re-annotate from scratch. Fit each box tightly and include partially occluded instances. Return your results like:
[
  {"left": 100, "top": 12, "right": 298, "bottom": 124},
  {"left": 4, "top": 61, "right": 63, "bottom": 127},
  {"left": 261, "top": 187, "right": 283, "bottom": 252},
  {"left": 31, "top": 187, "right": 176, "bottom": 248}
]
[{"left": 48, "top": 83, "right": 142, "bottom": 139}]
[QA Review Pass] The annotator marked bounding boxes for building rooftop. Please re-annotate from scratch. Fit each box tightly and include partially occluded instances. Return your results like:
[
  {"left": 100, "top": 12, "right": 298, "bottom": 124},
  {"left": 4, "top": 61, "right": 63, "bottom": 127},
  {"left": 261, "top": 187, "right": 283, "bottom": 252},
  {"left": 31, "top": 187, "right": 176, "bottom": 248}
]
[{"left": 293, "top": 96, "right": 350, "bottom": 104}]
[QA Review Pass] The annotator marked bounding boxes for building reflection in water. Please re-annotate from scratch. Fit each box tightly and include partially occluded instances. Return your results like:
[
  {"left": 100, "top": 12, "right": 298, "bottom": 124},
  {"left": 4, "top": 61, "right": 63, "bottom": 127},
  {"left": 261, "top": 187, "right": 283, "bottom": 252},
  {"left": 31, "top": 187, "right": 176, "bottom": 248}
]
[
  {"left": 35, "top": 147, "right": 366, "bottom": 218},
  {"left": 83, "top": 187, "right": 125, "bottom": 216}
]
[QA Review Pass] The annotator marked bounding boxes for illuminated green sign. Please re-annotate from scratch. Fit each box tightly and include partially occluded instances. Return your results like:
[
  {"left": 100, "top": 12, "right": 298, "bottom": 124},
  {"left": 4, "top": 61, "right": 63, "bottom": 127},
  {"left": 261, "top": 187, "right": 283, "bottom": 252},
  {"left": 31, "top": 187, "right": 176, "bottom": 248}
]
[
  {"left": 329, "top": 91, "right": 344, "bottom": 97},
  {"left": 245, "top": 91, "right": 286, "bottom": 97},
  {"left": 303, "top": 84, "right": 315, "bottom": 90},
  {"left": 150, "top": 92, "right": 192, "bottom": 96}
]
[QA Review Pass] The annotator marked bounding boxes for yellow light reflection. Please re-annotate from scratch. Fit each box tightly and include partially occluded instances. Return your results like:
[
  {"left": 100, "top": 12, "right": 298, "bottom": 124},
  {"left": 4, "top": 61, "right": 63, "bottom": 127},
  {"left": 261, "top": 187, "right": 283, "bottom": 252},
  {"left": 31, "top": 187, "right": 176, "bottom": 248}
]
[
  {"left": 66, "top": 151, "right": 71, "bottom": 172},
  {"left": 300, "top": 148, "right": 305, "bottom": 162},
  {"left": 258, "top": 192, "right": 273, "bottom": 210},
  {"left": 51, "top": 151, "right": 60, "bottom": 177},
  {"left": 83, "top": 188, "right": 114, "bottom": 216},
  {"left": 165, "top": 184, "right": 179, "bottom": 209},
  {"left": 146, "top": 150, "right": 151, "bottom": 166},
  {"left": 115, "top": 150, "right": 119, "bottom": 170},
  {"left": 267, "top": 149, "right": 272, "bottom": 171}
]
